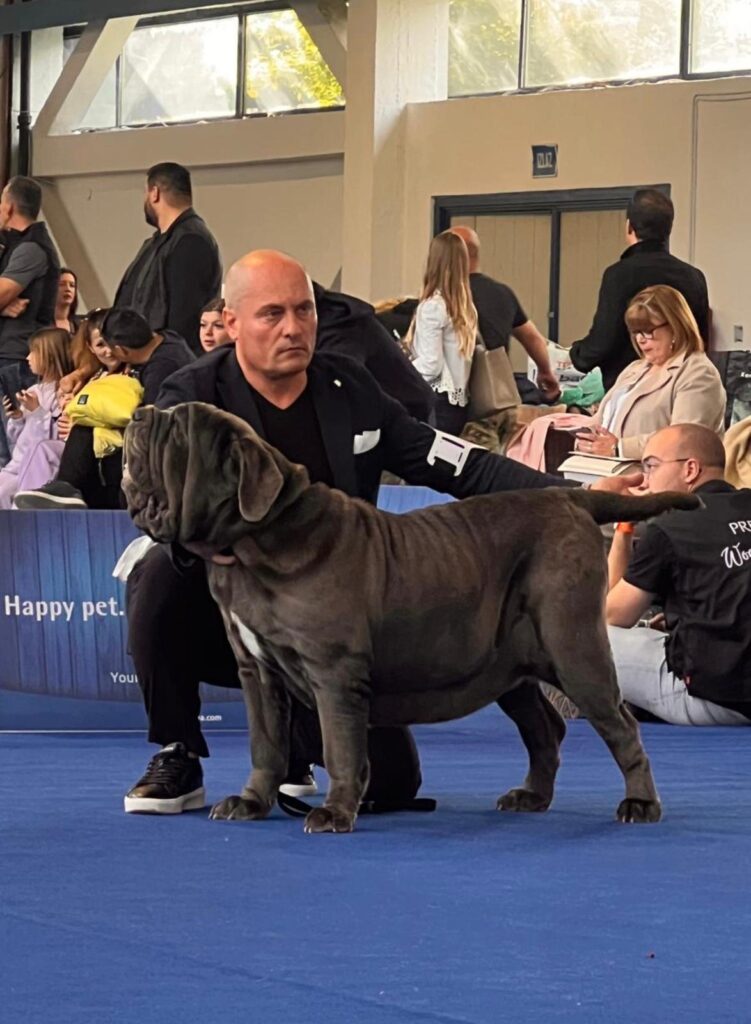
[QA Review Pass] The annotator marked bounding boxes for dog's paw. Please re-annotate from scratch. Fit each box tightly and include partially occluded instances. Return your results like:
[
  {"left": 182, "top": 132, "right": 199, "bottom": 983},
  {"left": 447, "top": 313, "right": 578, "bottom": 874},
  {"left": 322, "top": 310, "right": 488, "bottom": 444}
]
[
  {"left": 496, "top": 788, "right": 551, "bottom": 813},
  {"left": 209, "top": 793, "right": 270, "bottom": 821},
  {"left": 616, "top": 798, "right": 662, "bottom": 824},
  {"left": 303, "top": 806, "right": 356, "bottom": 834}
]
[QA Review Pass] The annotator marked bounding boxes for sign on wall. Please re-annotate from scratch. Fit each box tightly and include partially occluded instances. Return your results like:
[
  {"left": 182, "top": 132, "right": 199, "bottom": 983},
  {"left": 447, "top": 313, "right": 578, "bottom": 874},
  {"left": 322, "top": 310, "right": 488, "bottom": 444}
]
[{"left": 532, "top": 144, "right": 558, "bottom": 178}]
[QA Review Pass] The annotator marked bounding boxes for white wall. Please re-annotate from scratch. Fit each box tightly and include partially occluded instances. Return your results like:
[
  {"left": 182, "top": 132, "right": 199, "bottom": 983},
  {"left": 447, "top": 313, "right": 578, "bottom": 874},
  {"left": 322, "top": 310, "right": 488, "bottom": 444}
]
[{"left": 53, "top": 159, "right": 343, "bottom": 304}]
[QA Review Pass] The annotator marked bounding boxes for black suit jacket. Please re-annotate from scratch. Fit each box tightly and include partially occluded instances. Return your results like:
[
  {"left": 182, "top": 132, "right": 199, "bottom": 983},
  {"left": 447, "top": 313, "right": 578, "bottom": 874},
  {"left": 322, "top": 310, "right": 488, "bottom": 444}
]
[
  {"left": 156, "top": 346, "right": 570, "bottom": 503},
  {"left": 569, "top": 240, "right": 710, "bottom": 390}
]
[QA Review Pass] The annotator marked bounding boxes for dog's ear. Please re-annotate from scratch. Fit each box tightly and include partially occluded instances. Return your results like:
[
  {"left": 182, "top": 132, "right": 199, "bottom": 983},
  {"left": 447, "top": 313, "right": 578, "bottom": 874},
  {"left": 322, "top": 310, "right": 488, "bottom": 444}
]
[{"left": 235, "top": 436, "right": 285, "bottom": 523}]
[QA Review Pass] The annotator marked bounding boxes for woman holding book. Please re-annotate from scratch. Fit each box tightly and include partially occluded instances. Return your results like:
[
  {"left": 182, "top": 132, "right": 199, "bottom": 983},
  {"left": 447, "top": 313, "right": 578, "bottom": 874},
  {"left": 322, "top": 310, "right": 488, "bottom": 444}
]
[{"left": 575, "top": 285, "right": 725, "bottom": 460}]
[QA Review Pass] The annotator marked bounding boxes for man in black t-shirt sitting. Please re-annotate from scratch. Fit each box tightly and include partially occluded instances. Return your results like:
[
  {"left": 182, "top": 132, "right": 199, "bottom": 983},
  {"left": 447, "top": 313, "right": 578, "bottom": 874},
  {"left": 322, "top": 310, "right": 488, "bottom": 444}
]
[
  {"left": 449, "top": 225, "right": 560, "bottom": 401},
  {"left": 606, "top": 423, "right": 751, "bottom": 725}
]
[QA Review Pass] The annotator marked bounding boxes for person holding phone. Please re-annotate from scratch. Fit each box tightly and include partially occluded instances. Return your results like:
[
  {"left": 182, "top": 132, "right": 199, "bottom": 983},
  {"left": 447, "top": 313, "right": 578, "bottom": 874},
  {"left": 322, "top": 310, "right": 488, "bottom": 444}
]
[
  {"left": 575, "top": 285, "right": 725, "bottom": 460},
  {"left": 0, "top": 327, "right": 71, "bottom": 508}
]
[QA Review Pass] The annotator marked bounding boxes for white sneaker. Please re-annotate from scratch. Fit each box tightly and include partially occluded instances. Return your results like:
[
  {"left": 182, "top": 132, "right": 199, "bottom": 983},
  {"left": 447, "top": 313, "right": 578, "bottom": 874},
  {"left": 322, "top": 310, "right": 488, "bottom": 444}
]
[{"left": 279, "top": 770, "right": 317, "bottom": 798}]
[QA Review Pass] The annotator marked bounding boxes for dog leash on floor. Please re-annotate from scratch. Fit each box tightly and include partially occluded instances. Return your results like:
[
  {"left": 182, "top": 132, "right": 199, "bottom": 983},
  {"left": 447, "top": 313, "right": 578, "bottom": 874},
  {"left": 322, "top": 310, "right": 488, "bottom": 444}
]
[{"left": 277, "top": 793, "right": 437, "bottom": 817}]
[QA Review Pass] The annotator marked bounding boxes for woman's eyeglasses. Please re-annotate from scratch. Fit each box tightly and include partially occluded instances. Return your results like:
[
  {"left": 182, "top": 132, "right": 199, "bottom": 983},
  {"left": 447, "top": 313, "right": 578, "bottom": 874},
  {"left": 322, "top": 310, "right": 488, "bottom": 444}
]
[{"left": 630, "top": 321, "right": 668, "bottom": 341}]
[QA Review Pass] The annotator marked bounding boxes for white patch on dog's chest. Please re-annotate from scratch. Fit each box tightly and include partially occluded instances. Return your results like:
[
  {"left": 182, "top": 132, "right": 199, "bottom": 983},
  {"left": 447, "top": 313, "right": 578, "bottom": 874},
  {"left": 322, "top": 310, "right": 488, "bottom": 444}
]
[{"left": 231, "top": 612, "right": 266, "bottom": 661}]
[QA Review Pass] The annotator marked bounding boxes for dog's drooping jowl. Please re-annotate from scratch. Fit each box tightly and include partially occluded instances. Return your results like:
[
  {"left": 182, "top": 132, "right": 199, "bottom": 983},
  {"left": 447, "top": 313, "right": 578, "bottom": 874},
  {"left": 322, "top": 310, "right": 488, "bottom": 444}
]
[{"left": 124, "top": 402, "right": 699, "bottom": 834}]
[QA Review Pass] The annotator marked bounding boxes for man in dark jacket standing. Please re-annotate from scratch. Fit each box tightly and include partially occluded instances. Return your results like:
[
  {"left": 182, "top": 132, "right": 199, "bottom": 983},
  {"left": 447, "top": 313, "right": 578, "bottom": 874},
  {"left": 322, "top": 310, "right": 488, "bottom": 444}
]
[
  {"left": 569, "top": 189, "right": 709, "bottom": 390},
  {"left": 314, "top": 281, "right": 434, "bottom": 422},
  {"left": 114, "top": 162, "right": 222, "bottom": 356},
  {"left": 0, "top": 176, "right": 60, "bottom": 466}
]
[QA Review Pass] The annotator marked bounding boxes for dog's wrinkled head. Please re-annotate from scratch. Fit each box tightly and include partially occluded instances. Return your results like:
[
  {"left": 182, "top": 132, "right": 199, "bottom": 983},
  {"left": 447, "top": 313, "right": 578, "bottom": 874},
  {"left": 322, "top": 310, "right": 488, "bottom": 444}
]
[{"left": 123, "top": 402, "right": 308, "bottom": 549}]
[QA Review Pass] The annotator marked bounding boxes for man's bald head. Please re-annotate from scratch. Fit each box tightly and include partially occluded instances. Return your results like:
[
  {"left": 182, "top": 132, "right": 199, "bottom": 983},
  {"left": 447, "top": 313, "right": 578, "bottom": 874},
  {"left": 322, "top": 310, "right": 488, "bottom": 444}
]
[
  {"left": 649, "top": 424, "right": 726, "bottom": 469},
  {"left": 224, "top": 250, "right": 313, "bottom": 310},
  {"left": 642, "top": 423, "right": 725, "bottom": 493},
  {"left": 449, "top": 226, "right": 480, "bottom": 270}
]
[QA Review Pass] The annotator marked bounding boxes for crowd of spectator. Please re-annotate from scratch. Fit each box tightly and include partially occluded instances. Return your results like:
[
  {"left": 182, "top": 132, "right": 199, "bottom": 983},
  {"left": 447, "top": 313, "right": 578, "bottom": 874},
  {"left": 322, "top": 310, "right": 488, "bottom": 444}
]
[{"left": 0, "top": 163, "right": 747, "bottom": 815}]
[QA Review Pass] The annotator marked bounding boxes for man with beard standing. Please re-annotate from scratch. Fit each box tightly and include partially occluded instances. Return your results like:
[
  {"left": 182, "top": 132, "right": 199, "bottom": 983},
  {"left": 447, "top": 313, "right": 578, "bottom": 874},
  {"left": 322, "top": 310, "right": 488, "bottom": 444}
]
[{"left": 114, "top": 162, "right": 222, "bottom": 355}]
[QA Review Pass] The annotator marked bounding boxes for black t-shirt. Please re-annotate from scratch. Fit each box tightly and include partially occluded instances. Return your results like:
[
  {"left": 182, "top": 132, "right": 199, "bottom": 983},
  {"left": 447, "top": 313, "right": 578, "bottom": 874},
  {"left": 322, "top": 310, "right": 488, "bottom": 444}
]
[
  {"left": 135, "top": 331, "right": 195, "bottom": 405},
  {"left": 254, "top": 387, "right": 334, "bottom": 487},
  {"left": 469, "top": 272, "right": 527, "bottom": 352},
  {"left": 624, "top": 480, "right": 751, "bottom": 713}
]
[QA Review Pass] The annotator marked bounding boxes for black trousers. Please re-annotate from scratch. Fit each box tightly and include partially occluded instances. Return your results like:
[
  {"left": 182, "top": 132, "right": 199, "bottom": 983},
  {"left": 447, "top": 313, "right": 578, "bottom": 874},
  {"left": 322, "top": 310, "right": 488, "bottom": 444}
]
[
  {"left": 58, "top": 425, "right": 124, "bottom": 509},
  {"left": 126, "top": 545, "right": 422, "bottom": 803},
  {"left": 431, "top": 393, "right": 468, "bottom": 435}
]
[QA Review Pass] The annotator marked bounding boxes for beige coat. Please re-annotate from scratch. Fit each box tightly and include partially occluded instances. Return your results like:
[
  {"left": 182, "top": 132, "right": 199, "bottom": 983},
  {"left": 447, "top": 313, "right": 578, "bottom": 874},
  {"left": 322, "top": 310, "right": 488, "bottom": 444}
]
[
  {"left": 723, "top": 417, "right": 751, "bottom": 488},
  {"left": 593, "top": 351, "right": 726, "bottom": 459}
]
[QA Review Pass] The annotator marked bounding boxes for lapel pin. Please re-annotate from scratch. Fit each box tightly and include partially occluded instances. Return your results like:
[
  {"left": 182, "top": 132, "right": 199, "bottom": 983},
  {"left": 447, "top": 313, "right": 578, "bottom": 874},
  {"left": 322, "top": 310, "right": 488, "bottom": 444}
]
[{"left": 334, "top": 379, "right": 342, "bottom": 387}]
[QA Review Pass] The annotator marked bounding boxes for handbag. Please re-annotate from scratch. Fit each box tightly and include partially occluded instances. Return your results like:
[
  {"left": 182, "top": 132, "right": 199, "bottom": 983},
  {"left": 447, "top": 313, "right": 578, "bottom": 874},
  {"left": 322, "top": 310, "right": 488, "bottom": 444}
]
[{"left": 468, "top": 341, "right": 520, "bottom": 420}]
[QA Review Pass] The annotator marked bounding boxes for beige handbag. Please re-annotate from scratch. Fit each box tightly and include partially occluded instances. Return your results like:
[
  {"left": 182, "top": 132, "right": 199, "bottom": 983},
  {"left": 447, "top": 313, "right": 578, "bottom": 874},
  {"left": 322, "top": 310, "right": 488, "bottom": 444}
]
[{"left": 468, "top": 341, "right": 520, "bottom": 421}]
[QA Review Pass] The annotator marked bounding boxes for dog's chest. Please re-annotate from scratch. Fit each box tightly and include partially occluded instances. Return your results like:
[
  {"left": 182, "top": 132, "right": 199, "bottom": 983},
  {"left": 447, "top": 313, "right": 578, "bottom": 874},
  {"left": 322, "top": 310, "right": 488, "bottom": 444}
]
[{"left": 229, "top": 610, "right": 315, "bottom": 698}]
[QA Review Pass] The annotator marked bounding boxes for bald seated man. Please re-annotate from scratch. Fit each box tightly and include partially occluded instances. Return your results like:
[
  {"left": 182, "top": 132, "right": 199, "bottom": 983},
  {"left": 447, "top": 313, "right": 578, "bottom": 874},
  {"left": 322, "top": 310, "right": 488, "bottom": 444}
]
[
  {"left": 449, "top": 225, "right": 560, "bottom": 400},
  {"left": 124, "top": 249, "right": 644, "bottom": 816},
  {"left": 607, "top": 423, "right": 751, "bottom": 726}
]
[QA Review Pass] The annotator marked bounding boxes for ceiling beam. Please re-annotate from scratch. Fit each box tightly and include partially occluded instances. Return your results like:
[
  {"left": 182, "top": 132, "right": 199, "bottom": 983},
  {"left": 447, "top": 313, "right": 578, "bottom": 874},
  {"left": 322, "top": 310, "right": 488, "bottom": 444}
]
[
  {"left": 0, "top": 1, "right": 245, "bottom": 36},
  {"left": 34, "top": 18, "right": 138, "bottom": 136}
]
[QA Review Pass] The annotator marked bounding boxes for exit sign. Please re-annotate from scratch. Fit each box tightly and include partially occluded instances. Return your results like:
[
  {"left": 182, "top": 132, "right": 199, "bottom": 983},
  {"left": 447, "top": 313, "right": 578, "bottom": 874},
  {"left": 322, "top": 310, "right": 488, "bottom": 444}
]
[{"left": 532, "top": 145, "right": 558, "bottom": 177}]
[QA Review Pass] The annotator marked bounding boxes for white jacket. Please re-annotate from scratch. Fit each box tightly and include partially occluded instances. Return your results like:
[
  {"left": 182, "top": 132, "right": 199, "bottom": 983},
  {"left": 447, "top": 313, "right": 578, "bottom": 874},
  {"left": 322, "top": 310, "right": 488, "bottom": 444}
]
[{"left": 411, "top": 292, "right": 472, "bottom": 407}]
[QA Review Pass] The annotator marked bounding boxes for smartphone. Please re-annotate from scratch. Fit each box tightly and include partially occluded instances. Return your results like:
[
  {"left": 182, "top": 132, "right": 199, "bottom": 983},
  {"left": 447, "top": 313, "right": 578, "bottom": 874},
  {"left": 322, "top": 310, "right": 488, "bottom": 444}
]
[{"left": 0, "top": 382, "right": 18, "bottom": 411}]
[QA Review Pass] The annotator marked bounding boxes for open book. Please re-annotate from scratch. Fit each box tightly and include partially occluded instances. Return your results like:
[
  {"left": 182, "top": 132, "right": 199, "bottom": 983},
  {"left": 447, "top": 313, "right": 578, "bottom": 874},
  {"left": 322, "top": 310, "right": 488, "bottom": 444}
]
[{"left": 558, "top": 453, "right": 641, "bottom": 485}]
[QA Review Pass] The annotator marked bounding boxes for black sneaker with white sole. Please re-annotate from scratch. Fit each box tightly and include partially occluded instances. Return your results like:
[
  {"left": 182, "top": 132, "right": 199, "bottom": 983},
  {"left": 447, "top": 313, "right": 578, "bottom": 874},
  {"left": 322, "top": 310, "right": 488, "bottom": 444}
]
[
  {"left": 124, "top": 743, "right": 206, "bottom": 814},
  {"left": 279, "top": 766, "right": 317, "bottom": 798},
  {"left": 13, "top": 481, "right": 88, "bottom": 510}
]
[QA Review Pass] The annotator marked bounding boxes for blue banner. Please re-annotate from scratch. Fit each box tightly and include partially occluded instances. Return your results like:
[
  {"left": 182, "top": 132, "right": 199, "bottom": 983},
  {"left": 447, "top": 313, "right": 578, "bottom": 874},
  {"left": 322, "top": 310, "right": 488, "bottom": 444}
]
[{"left": 0, "top": 487, "right": 453, "bottom": 730}]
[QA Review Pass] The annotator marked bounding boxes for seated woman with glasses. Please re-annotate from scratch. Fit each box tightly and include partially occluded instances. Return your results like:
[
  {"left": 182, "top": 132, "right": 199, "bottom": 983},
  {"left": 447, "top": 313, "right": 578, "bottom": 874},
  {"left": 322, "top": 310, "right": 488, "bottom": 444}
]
[{"left": 575, "top": 284, "right": 725, "bottom": 460}]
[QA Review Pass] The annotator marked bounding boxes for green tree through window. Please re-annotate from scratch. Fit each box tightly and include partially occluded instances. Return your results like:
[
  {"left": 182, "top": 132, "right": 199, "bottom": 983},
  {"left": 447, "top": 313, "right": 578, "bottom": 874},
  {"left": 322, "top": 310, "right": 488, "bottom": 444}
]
[{"left": 245, "top": 9, "right": 344, "bottom": 114}]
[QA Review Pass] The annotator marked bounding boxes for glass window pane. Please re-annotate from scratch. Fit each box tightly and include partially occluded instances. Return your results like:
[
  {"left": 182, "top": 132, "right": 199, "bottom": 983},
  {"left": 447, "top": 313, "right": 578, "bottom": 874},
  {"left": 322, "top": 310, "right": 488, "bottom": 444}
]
[
  {"left": 62, "top": 34, "right": 117, "bottom": 131},
  {"left": 692, "top": 0, "right": 751, "bottom": 72},
  {"left": 121, "top": 17, "right": 238, "bottom": 126},
  {"left": 244, "top": 9, "right": 344, "bottom": 114},
  {"left": 448, "top": 0, "right": 521, "bottom": 96},
  {"left": 526, "top": 0, "right": 682, "bottom": 88}
]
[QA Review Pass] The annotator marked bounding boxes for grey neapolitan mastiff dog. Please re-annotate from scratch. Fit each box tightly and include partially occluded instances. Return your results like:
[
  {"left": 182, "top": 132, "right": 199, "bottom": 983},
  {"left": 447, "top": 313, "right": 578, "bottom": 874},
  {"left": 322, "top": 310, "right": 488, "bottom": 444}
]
[{"left": 123, "top": 402, "right": 698, "bottom": 834}]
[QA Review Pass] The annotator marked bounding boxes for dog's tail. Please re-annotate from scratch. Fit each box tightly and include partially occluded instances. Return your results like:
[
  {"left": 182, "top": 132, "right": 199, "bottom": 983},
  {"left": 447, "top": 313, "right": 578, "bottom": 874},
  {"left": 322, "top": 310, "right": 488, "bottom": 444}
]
[{"left": 565, "top": 488, "right": 700, "bottom": 525}]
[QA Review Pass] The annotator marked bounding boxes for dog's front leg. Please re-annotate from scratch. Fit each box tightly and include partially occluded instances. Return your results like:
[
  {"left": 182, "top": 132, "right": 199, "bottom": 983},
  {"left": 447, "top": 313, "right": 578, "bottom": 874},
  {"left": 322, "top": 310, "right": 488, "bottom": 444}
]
[
  {"left": 210, "top": 659, "right": 290, "bottom": 822},
  {"left": 304, "top": 682, "right": 370, "bottom": 835}
]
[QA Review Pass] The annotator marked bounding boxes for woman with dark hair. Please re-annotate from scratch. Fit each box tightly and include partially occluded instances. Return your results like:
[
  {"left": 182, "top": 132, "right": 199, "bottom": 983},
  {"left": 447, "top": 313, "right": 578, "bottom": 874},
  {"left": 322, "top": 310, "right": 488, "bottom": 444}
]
[{"left": 55, "top": 268, "right": 79, "bottom": 334}]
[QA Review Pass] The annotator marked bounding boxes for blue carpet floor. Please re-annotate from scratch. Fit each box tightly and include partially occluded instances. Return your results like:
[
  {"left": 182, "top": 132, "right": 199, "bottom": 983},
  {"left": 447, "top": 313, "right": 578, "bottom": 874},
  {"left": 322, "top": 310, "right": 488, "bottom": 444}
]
[{"left": 2, "top": 707, "right": 750, "bottom": 1024}]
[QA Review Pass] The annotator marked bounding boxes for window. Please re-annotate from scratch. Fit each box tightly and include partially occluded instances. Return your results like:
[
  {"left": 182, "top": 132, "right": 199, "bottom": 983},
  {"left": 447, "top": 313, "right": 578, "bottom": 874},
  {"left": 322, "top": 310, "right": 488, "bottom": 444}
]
[
  {"left": 245, "top": 9, "right": 344, "bottom": 114},
  {"left": 448, "top": 0, "right": 521, "bottom": 96},
  {"left": 121, "top": 17, "right": 238, "bottom": 126},
  {"left": 526, "top": 0, "right": 682, "bottom": 88},
  {"left": 691, "top": 0, "right": 751, "bottom": 73},
  {"left": 55, "top": 5, "right": 343, "bottom": 132},
  {"left": 62, "top": 35, "right": 117, "bottom": 130},
  {"left": 448, "top": 0, "right": 751, "bottom": 96}
]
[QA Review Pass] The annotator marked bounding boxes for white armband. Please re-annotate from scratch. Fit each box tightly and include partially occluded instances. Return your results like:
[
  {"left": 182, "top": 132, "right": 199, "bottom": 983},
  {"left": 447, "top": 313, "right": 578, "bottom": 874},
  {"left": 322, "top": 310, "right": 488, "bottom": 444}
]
[{"left": 426, "top": 430, "right": 484, "bottom": 477}]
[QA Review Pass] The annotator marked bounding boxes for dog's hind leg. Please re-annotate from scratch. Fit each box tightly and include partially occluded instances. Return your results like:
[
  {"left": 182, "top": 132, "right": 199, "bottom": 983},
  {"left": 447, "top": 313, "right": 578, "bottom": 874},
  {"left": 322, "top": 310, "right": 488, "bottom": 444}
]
[
  {"left": 537, "top": 607, "right": 661, "bottom": 824},
  {"left": 304, "top": 684, "right": 371, "bottom": 835},
  {"left": 496, "top": 680, "right": 566, "bottom": 813}
]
